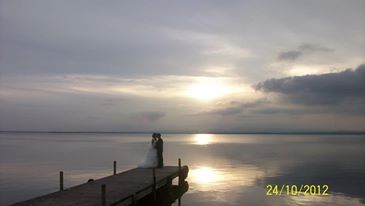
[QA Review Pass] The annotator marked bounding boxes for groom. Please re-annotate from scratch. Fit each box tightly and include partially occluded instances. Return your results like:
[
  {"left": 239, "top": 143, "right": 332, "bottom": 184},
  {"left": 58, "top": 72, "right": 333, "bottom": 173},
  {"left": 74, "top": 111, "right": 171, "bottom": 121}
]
[{"left": 154, "top": 133, "right": 164, "bottom": 168}]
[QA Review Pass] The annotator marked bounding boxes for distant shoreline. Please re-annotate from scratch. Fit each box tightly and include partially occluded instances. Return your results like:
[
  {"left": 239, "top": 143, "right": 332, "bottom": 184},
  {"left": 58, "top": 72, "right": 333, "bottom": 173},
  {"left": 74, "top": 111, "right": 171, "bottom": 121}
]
[{"left": 1, "top": 131, "right": 365, "bottom": 135}]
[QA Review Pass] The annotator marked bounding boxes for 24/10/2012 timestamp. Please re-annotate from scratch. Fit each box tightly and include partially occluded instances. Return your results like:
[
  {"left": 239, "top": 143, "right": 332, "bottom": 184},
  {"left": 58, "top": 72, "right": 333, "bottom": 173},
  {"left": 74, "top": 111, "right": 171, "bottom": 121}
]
[{"left": 266, "top": 184, "right": 329, "bottom": 196}]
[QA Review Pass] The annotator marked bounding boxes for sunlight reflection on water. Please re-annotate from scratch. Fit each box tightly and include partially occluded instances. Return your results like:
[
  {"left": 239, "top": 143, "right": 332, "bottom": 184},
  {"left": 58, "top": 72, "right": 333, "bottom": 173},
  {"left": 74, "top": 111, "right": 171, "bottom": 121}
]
[
  {"left": 189, "top": 165, "right": 265, "bottom": 191},
  {"left": 185, "top": 164, "right": 270, "bottom": 205},
  {"left": 190, "top": 167, "right": 219, "bottom": 184},
  {"left": 192, "top": 134, "right": 214, "bottom": 145}
]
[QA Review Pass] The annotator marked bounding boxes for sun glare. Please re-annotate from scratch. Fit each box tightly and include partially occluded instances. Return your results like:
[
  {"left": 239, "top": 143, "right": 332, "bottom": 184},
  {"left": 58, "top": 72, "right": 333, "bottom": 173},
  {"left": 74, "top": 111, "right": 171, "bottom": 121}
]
[
  {"left": 185, "top": 80, "right": 232, "bottom": 101},
  {"left": 194, "top": 134, "right": 214, "bottom": 145},
  {"left": 287, "top": 65, "right": 324, "bottom": 76}
]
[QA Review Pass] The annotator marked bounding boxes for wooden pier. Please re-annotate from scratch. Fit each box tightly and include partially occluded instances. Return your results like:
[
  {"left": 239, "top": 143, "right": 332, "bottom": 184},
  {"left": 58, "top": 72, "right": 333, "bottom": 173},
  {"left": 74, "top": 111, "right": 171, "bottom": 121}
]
[{"left": 12, "top": 161, "right": 189, "bottom": 206}]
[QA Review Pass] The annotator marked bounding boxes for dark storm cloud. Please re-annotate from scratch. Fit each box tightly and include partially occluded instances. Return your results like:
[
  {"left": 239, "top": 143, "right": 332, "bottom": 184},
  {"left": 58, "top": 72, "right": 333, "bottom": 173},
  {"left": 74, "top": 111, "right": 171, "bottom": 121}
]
[
  {"left": 256, "top": 64, "right": 365, "bottom": 106},
  {"left": 278, "top": 43, "right": 334, "bottom": 61}
]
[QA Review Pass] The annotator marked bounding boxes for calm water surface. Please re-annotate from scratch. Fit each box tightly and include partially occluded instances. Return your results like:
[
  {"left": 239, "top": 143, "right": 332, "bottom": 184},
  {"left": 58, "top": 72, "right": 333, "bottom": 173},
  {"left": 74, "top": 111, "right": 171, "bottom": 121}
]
[{"left": 0, "top": 133, "right": 364, "bottom": 206}]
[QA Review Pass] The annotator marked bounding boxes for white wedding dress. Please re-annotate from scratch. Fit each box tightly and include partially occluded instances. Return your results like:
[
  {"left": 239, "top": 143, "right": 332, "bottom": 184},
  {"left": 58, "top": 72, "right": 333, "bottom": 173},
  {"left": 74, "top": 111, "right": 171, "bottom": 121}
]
[{"left": 138, "top": 140, "right": 158, "bottom": 168}]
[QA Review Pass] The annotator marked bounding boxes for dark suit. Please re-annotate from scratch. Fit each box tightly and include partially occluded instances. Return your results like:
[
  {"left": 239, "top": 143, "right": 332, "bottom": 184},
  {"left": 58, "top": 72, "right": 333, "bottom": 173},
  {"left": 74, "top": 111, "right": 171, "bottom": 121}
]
[{"left": 156, "top": 138, "right": 164, "bottom": 168}]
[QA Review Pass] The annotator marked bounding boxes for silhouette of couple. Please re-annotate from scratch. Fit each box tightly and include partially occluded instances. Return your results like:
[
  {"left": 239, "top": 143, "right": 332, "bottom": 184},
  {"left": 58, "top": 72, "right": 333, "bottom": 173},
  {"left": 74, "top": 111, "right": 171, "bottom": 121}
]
[{"left": 138, "top": 133, "right": 164, "bottom": 168}]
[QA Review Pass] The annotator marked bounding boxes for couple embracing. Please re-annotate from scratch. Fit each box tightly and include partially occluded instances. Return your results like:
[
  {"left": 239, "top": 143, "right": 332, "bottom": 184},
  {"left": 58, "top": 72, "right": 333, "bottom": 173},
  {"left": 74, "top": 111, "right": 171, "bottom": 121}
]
[{"left": 138, "top": 133, "right": 164, "bottom": 168}]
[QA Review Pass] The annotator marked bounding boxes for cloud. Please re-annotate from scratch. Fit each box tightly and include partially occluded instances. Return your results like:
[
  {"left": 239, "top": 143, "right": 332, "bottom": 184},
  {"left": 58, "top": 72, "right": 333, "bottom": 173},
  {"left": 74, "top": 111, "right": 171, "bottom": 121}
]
[
  {"left": 1, "top": 1, "right": 365, "bottom": 132},
  {"left": 278, "top": 43, "right": 334, "bottom": 61},
  {"left": 298, "top": 43, "right": 334, "bottom": 53},
  {"left": 133, "top": 111, "right": 165, "bottom": 122},
  {"left": 204, "top": 107, "right": 243, "bottom": 116},
  {"left": 200, "top": 98, "right": 270, "bottom": 116},
  {"left": 278, "top": 51, "right": 302, "bottom": 61},
  {"left": 255, "top": 64, "right": 365, "bottom": 106}
]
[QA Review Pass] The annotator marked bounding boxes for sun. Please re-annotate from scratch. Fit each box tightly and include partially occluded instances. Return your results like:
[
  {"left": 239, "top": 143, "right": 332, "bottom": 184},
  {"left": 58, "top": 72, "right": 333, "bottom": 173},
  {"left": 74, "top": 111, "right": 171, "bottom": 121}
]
[{"left": 185, "top": 80, "right": 232, "bottom": 101}]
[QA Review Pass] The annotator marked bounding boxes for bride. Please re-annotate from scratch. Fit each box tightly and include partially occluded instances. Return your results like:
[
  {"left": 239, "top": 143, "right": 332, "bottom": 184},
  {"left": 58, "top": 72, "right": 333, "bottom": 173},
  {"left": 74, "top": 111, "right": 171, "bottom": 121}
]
[{"left": 138, "top": 133, "right": 158, "bottom": 168}]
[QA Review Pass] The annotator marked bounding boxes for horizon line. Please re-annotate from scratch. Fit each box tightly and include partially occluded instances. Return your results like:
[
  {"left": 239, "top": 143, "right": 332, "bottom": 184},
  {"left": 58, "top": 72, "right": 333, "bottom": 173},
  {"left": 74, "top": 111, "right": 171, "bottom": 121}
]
[{"left": 1, "top": 130, "right": 365, "bottom": 135}]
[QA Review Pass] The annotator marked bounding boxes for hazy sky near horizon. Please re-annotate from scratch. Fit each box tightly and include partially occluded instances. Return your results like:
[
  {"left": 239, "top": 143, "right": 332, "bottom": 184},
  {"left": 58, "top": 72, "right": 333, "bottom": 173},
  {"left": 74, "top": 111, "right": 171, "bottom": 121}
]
[{"left": 1, "top": 0, "right": 365, "bottom": 132}]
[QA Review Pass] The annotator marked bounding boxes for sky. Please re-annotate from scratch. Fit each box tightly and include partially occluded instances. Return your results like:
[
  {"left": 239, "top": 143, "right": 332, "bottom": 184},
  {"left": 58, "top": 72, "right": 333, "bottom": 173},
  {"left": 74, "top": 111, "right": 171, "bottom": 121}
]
[{"left": 0, "top": 0, "right": 364, "bottom": 132}]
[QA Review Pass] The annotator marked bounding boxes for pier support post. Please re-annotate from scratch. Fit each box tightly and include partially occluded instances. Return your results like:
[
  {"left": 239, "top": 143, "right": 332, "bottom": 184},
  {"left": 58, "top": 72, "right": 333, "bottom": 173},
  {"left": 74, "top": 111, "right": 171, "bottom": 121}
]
[
  {"left": 101, "top": 184, "right": 106, "bottom": 206},
  {"left": 59, "top": 171, "right": 64, "bottom": 191},
  {"left": 178, "top": 158, "right": 182, "bottom": 186},
  {"left": 132, "top": 193, "right": 137, "bottom": 206},
  {"left": 178, "top": 158, "right": 182, "bottom": 206},
  {"left": 113, "top": 161, "right": 117, "bottom": 175}
]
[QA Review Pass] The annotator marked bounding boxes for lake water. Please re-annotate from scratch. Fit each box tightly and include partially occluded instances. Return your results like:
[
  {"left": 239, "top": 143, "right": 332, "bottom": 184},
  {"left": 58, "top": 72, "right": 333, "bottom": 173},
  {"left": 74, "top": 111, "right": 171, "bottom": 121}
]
[{"left": 0, "top": 133, "right": 364, "bottom": 206}]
